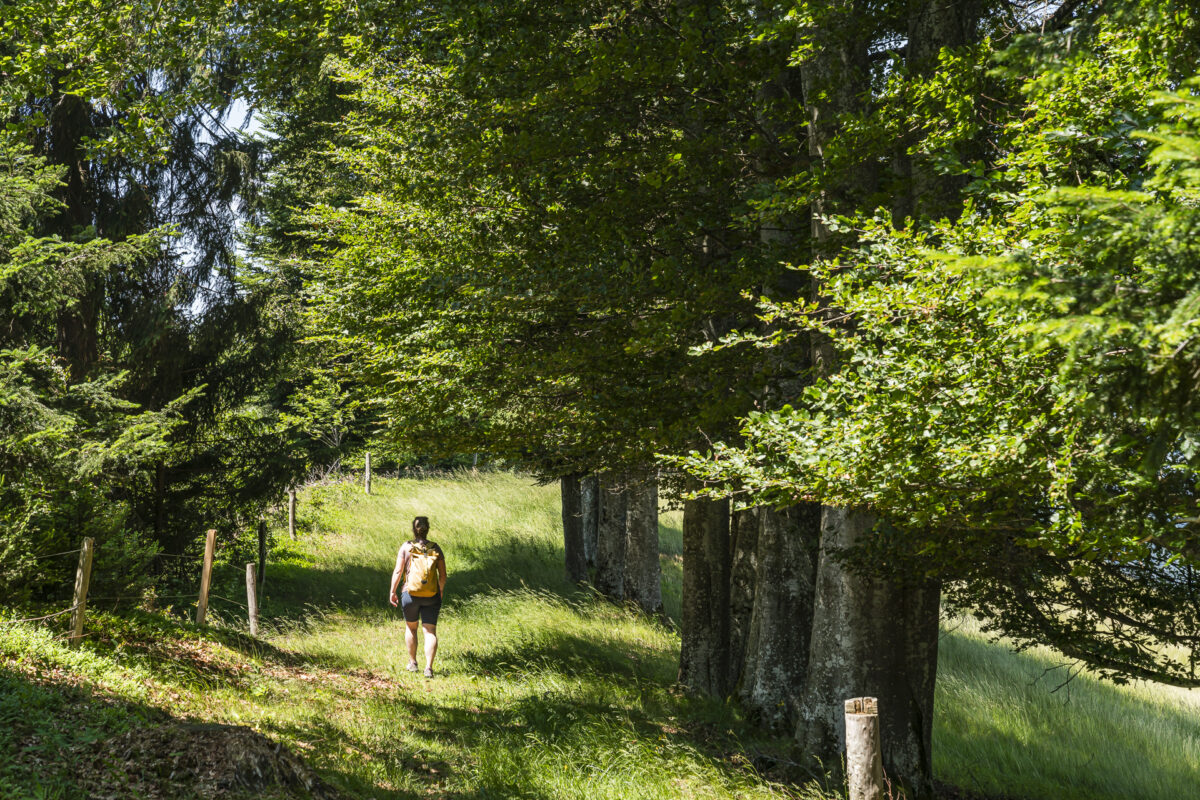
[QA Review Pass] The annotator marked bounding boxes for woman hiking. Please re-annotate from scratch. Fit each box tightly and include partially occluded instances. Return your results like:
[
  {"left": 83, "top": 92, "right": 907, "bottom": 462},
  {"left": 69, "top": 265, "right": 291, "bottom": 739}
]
[{"left": 389, "top": 515, "right": 448, "bottom": 677}]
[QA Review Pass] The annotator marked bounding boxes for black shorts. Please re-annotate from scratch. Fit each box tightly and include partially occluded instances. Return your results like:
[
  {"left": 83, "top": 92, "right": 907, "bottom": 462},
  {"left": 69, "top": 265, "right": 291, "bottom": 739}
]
[{"left": 400, "top": 591, "right": 441, "bottom": 625}]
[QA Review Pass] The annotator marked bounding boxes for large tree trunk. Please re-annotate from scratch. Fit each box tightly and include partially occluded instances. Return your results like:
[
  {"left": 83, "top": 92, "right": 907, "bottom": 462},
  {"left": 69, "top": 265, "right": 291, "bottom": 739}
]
[
  {"left": 893, "top": 0, "right": 984, "bottom": 225},
  {"left": 581, "top": 474, "right": 600, "bottom": 567},
  {"left": 738, "top": 504, "right": 820, "bottom": 730},
  {"left": 726, "top": 506, "right": 760, "bottom": 692},
  {"left": 593, "top": 473, "right": 627, "bottom": 601},
  {"left": 793, "top": 6, "right": 975, "bottom": 790},
  {"left": 794, "top": 7, "right": 942, "bottom": 795},
  {"left": 797, "top": 509, "right": 940, "bottom": 795},
  {"left": 624, "top": 473, "right": 662, "bottom": 616},
  {"left": 678, "top": 490, "right": 731, "bottom": 695},
  {"left": 560, "top": 475, "right": 588, "bottom": 584}
]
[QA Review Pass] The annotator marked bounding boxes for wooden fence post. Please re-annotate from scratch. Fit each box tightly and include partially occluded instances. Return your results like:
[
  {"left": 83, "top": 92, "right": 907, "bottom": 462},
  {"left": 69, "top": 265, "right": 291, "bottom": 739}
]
[
  {"left": 246, "top": 562, "right": 259, "bottom": 636},
  {"left": 257, "top": 519, "right": 267, "bottom": 590},
  {"left": 288, "top": 488, "right": 297, "bottom": 540},
  {"left": 845, "top": 697, "right": 885, "bottom": 800},
  {"left": 365, "top": 451, "right": 372, "bottom": 495},
  {"left": 68, "top": 537, "right": 94, "bottom": 648},
  {"left": 196, "top": 529, "right": 216, "bottom": 626}
]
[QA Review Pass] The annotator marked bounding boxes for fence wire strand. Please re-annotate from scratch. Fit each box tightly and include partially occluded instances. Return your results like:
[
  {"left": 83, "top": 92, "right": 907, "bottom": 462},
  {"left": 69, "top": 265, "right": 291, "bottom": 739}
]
[
  {"left": 0, "top": 603, "right": 81, "bottom": 625},
  {"left": 87, "top": 594, "right": 200, "bottom": 603},
  {"left": 28, "top": 549, "right": 83, "bottom": 561}
]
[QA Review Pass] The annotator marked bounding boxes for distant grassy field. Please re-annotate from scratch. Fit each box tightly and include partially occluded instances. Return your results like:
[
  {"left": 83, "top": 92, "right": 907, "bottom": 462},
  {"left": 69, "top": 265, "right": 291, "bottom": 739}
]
[{"left": 2, "top": 471, "right": 1198, "bottom": 799}]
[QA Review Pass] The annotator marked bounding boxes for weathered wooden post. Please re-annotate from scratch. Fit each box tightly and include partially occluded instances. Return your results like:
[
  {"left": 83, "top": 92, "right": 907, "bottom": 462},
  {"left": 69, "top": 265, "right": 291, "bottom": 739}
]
[
  {"left": 365, "top": 452, "right": 372, "bottom": 495},
  {"left": 288, "top": 488, "right": 297, "bottom": 540},
  {"left": 68, "top": 537, "right": 94, "bottom": 648},
  {"left": 196, "top": 529, "right": 216, "bottom": 626},
  {"left": 245, "top": 562, "right": 259, "bottom": 636},
  {"left": 845, "top": 697, "right": 885, "bottom": 800}
]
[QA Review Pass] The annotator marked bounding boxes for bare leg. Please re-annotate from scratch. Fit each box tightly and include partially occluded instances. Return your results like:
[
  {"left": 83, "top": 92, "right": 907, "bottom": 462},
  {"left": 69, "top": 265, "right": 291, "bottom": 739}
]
[
  {"left": 405, "top": 620, "right": 419, "bottom": 668},
  {"left": 422, "top": 623, "right": 438, "bottom": 671}
]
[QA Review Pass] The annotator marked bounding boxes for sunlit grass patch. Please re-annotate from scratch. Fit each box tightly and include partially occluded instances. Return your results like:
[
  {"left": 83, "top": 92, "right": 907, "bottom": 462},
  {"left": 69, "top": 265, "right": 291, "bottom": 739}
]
[
  {"left": 935, "top": 615, "right": 1200, "bottom": 800},
  {"left": 256, "top": 472, "right": 809, "bottom": 799},
  {"left": 8, "top": 471, "right": 1199, "bottom": 799}
]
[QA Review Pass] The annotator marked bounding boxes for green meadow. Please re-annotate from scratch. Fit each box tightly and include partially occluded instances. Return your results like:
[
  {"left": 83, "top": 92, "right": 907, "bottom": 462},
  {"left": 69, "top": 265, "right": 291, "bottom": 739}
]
[{"left": 2, "top": 472, "right": 1198, "bottom": 799}]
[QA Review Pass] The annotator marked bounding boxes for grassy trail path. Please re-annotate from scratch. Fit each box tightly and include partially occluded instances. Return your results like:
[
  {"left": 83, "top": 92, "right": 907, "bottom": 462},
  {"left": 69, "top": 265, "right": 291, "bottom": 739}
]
[
  {"left": 254, "top": 473, "right": 800, "bottom": 799},
  {"left": 3, "top": 472, "right": 1199, "bottom": 799}
]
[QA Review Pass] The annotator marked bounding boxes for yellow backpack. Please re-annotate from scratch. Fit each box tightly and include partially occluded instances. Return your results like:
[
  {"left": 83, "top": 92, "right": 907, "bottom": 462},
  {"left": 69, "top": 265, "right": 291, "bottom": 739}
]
[{"left": 404, "top": 541, "right": 441, "bottom": 597}]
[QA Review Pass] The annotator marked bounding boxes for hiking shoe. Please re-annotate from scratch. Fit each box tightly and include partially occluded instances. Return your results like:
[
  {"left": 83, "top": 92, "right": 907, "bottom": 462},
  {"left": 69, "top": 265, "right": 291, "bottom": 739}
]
[
  {"left": 406, "top": 661, "right": 418, "bottom": 672},
  {"left": 423, "top": 667, "right": 433, "bottom": 679}
]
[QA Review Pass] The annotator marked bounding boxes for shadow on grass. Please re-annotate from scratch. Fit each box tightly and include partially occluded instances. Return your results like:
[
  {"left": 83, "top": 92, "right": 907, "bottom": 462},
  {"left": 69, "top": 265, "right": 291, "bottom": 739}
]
[
  {"left": 377, "top": 667, "right": 785, "bottom": 798},
  {"left": 81, "top": 609, "right": 315, "bottom": 691},
  {"left": 0, "top": 662, "right": 169, "bottom": 799},
  {"left": 259, "top": 536, "right": 589, "bottom": 627}
]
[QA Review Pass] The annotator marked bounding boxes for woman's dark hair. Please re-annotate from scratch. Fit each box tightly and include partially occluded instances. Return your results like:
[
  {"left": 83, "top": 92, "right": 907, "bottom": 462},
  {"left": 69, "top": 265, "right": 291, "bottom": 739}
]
[{"left": 412, "top": 516, "right": 430, "bottom": 540}]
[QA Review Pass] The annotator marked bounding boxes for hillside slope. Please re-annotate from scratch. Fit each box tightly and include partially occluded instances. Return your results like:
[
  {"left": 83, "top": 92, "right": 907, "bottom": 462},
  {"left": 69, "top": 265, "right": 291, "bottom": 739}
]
[{"left": 3, "top": 472, "right": 1198, "bottom": 799}]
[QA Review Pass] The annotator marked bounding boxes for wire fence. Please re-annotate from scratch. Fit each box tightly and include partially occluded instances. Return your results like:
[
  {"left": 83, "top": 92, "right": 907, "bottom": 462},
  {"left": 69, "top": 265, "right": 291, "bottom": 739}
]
[
  {"left": 209, "top": 593, "right": 247, "bottom": 609},
  {"left": 86, "top": 593, "right": 201, "bottom": 604},
  {"left": 7, "top": 511, "right": 278, "bottom": 639},
  {"left": 0, "top": 603, "right": 81, "bottom": 626},
  {"left": 28, "top": 548, "right": 83, "bottom": 561},
  {"left": 3, "top": 548, "right": 239, "bottom": 627}
]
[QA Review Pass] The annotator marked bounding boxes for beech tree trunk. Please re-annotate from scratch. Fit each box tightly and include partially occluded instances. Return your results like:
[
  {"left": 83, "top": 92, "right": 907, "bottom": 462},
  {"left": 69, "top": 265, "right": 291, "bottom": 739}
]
[
  {"left": 560, "top": 475, "right": 588, "bottom": 583},
  {"left": 738, "top": 504, "right": 820, "bottom": 730},
  {"left": 624, "top": 473, "right": 662, "bottom": 615},
  {"left": 678, "top": 490, "right": 731, "bottom": 695},
  {"left": 797, "top": 509, "right": 940, "bottom": 795},
  {"left": 581, "top": 474, "right": 600, "bottom": 567},
  {"left": 794, "top": 6, "right": 975, "bottom": 791},
  {"left": 794, "top": 8, "right": 942, "bottom": 795},
  {"left": 593, "top": 473, "right": 627, "bottom": 601},
  {"left": 894, "top": 0, "right": 984, "bottom": 225},
  {"left": 726, "top": 506, "right": 760, "bottom": 692}
]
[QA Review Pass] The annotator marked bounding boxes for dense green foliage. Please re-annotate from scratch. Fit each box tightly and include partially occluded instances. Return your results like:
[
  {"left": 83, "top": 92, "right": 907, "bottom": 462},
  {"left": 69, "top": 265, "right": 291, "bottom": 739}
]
[
  {"left": 263, "top": 1, "right": 805, "bottom": 476},
  {"left": 0, "top": 144, "right": 176, "bottom": 599},
  {"left": 684, "top": 7, "right": 1200, "bottom": 684},
  {"left": 0, "top": 0, "right": 332, "bottom": 597}
]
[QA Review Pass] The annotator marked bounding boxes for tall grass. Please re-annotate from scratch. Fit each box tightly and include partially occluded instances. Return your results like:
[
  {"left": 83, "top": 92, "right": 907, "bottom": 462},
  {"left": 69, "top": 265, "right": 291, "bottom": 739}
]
[
  {"left": 3, "top": 470, "right": 1198, "bottom": 799},
  {"left": 258, "top": 472, "right": 807, "bottom": 799},
  {"left": 935, "top": 615, "right": 1200, "bottom": 799}
]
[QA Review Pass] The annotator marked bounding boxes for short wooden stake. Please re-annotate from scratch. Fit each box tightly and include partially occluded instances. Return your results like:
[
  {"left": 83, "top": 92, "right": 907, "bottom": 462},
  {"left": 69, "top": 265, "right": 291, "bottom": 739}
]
[
  {"left": 365, "top": 451, "right": 372, "bottom": 495},
  {"left": 288, "top": 488, "right": 297, "bottom": 540},
  {"left": 257, "top": 519, "right": 267, "bottom": 590},
  {"left": 68, "top": 537, "right": 94, "bottom": 648},
  {"left": 245, "top": 562, "right": 259, "bottom": 636},
  {"left": 196, "top": 529, "right": 216, "bottom": 626},
  {"left": 845, "top": 697, "right": 885, "bottom": 800}
]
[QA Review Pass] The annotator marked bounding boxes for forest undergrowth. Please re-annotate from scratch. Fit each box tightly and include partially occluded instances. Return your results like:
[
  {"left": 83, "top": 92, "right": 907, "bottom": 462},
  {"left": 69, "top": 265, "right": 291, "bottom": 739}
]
[{"left": 2, "top": 472, "right": 1198, "bottom": 799}]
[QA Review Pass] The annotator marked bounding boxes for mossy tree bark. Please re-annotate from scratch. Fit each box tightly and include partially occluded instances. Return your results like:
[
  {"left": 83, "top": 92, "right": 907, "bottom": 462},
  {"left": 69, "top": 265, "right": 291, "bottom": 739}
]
[
  {"left": 594, "top": 473, "right": 628, "bottom": 601},
  {"left": 560, "top": 475, "right": 588, "bottom": 584},
  {"left": 726, "top": 506, "right": 760, "bottom": 693},
  {"left": 678, "top": 488, "right": 731, "bottom": 695},
  {"left": 624, "top": 472, "right": 662, "bottom": 616},
  {"left": 798, "top": 510, "right": 941, "bottom": 794},
  {"left": 581, "top": 474, "right": 600, "bottom": 567},
  {"left": 738, "top": 504, "right": 820, "bottom": 730}
]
